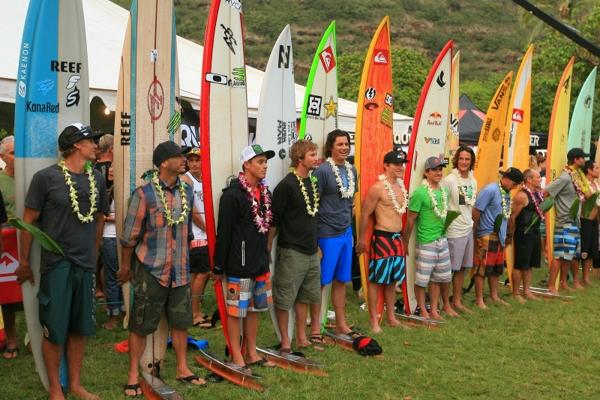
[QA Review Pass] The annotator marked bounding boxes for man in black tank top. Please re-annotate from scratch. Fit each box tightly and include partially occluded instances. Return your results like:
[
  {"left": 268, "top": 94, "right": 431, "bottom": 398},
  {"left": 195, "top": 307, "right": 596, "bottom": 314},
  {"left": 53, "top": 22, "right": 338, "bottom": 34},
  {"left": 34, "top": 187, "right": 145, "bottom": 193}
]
[{"left": 508, "top": 169, "right": 543, "bottom": 303}]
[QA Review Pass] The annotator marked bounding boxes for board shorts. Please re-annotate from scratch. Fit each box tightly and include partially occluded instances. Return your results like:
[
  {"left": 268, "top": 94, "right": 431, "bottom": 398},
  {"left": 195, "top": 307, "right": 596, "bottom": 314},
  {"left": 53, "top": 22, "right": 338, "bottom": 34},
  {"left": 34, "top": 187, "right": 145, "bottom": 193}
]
[
  {"left": 514, "top": 232, "right": 541, "bottom": 270},
  {"left": 225, "top": 273, "right": 272, "bottom": 318},
  {"left": 38, "top": 260, "right": 96, "bottom": 345},
  {"left": 129, "top": 261, "right": 192, "bottom": 336},
  {"left": 580, "top": 219, "right": 598, "bottom": 262},
  {"left": 553, "top": 222, "right": 580, "bottom": 261},
  {"left": 318, "top": 227, "right": 353, "bottom": 285},
  {"left": 415, "top": 238, "right": 452, "bottom": 287},
  {"left": 474, "top": 233, "right": 504, "bottom": 277},
  {"left": 368, "top": 230, "right": 405, "bottom": 285},
  {"left": 189, "top": 242, "right": 210, "bottom": 274},
  {"left": 447, "top": 231, "right": 474, "bottom": 272},
  {"left": 273, "top": 247, "right": 321, "bottom": 310}
]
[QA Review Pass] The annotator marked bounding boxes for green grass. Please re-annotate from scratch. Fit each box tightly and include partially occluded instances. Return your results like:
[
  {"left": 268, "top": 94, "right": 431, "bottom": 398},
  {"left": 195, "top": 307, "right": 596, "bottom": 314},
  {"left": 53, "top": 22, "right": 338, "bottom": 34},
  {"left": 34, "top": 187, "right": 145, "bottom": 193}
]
[{"left": 2, "top": 273, "right": 599, "bottom": 399}]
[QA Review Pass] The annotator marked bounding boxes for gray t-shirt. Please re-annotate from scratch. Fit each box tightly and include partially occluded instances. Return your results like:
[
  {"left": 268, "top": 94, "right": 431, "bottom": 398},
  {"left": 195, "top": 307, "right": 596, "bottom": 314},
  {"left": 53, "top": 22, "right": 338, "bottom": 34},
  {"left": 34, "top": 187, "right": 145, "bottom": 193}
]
[
  {"left": 314, "top": 161, "right": 357, "bottom": 237},
  {"left": 545, "top": 171, "right": 577, "bottom": 225},
  {"left": 25, "top": 164, "right": 109, "bottom": 273}
]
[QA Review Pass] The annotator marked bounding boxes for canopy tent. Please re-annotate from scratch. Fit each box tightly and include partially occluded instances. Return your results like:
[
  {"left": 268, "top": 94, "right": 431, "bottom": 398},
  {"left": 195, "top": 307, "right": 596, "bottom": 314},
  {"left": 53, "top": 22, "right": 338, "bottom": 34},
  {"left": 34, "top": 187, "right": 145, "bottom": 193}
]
[
  {"left": 458, "top": 94, "right": 485, "bottom": 145},
  {"left": 0, "top": 0, "right": 413, "bottom": 143}
]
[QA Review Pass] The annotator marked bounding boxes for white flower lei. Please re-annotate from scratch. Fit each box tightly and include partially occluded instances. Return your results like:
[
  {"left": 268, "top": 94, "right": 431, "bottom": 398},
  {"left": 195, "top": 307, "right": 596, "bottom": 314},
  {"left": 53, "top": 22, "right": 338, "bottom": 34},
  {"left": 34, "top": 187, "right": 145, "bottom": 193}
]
[
  {"left": 498, "top": 183, "right": 511, "bottom": 219},
  {"left": 58, "top": 160, "right": 97, "bottom": 223},
  {"left": 452, "top": 169, "right": 477, "bottom": 206},
  {"left": 423, "top": 179, "right": 448, "bottom": 219},
  {"left": 151, "top": 171, "right": 190, "bottom": 226},
  {"left": 326, "top": 157, "right": 355, "bottom": 199},
  {"left": 379, "top": 174, "right": 408, "bottom": 215},
  {"left": 291, "top": 168, "right": 320, "bottom": 217}
]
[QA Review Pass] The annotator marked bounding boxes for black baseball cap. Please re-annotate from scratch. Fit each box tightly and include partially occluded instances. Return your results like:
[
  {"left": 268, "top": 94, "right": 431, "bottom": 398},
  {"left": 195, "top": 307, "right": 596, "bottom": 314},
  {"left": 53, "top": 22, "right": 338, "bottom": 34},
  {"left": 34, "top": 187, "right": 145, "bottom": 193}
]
[
  {"left": 500, "top": 167, "right": 524, "bottom": 184},
  {"left": 153, "top": 141, "right": 191, "bottom": 167},
  {"left": 567, "top": 148, "right": 590, "bottom": 163},
  {"left": 383, "top": 150, "right": 408, "bottom": 164},
  {"left": 58, "top": 123, "right": 103, "bottom": 151}
]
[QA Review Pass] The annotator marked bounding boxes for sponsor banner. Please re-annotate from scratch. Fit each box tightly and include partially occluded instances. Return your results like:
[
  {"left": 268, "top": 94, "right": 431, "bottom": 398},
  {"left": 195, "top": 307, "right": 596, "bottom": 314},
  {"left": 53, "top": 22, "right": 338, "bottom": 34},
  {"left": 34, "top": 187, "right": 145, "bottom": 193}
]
[{"left": 0, "top": 227, "right": 22, "bottom": 304}]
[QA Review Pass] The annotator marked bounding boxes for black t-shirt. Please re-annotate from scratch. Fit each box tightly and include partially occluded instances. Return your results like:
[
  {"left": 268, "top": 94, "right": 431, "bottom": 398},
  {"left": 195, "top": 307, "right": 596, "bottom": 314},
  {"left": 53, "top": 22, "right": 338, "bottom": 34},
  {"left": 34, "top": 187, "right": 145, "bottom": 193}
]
[{"left": 272, "top": 173, "right": 318, "bottom": 255}]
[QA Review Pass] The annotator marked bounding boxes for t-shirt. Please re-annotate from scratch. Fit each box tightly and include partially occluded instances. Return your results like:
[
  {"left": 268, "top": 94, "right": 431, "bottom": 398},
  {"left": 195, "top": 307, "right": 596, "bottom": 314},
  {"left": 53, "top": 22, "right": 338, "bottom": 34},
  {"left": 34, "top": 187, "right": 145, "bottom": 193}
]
[
  {"left": 408, "top": 184, "right": 448, "bottom": 244},
  {"left": 103, "top": 199, "right": 116, "bottom": 238},
  {"left": 272, "top": 172, "right": 318, "bottom": 255},
  {"left": 25, "top": 164, "right": 109, "bottom": 273},
  {"left": 474, "top": 182, "right": 509, "bottom": 245},
  {"left": 314, "top": 160, "right": 357, "bottom": 237},
  {"left": 441, "top": 170, "right": 475, "bottom": 238},
  {"left": 545, "top": 171, "right": 578, "bottom": 225},
  {"left": 185, "top": 171, "right": 207, "bottom": 241},
  {"left": 0, "top": 172, "right": 15, "bottom": 219}
]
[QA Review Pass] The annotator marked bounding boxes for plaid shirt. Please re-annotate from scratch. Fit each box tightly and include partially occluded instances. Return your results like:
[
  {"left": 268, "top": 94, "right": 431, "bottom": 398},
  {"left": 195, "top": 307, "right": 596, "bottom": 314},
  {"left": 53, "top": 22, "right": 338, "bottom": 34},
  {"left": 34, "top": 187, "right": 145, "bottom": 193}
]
[{"left": 120, "top": 178, "right": 193, "bottom": 287}]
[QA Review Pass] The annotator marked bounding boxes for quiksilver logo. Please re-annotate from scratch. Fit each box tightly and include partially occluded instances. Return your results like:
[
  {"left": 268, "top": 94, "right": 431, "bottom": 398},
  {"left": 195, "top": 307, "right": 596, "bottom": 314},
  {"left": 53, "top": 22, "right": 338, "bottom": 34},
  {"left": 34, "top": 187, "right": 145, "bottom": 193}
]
[{"left": 26, "top": 101, "right": 59, "bottom": 113}]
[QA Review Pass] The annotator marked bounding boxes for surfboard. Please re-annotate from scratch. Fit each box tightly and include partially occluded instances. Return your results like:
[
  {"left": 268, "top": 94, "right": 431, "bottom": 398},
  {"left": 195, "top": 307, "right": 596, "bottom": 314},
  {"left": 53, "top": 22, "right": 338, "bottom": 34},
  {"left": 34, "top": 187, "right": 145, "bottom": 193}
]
[
  {"left": 254, "top": 25, "right": 296, "bottom": 342},
  {"left": 256, "top": 347, "right": 326, "bottom": 376},
  {"left": 113, "top": 0, "right": 180, "bottom": 377},
  {"left": 546, "top": 57, "right": 575, "bottom": 290},
  {"left": 14, "top": 0, "right": 89, "bottom": 390},
  {"left": 354, "top": 16, "right": 393, "bottom": 322},
  {"left": 200, "top": 0, "right": 249, "bottom": 362},
  {"left": 568, "top": 67, "right": 596, "bottom": 152},
  {"left": 403, "top": 41, "right": 453, "bottom": 314},
  {"left": 194, "top": 351, "right": 264, "bottom": 392},
  {"left": 443, "top": 51, "right": 460, "bottom": 175}
]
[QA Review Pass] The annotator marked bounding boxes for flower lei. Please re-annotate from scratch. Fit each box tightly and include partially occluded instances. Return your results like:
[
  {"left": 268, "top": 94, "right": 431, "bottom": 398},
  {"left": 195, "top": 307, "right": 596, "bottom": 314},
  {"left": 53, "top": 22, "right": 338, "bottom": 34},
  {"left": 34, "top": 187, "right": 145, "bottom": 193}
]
[
  {"left": 523, "top": 185, "right": 545, "bottom": 221},
  {"left": 452, "top": 169, "right": 477, "bottom": 206},
  {"left": 498, "top": 183, "right": 511, "bottom": 219},
  {"left": 326, "top": 157, "right": 355, "bottom": 199},
  {"left": 58, "top": 160, "right": 97, "bottom": 223},
  {"left": 238, "top": 172, "right": 272, "bottom": 233},
  {"left": 423, "top": 179, "right": 448, "bottom": 219},
  {"left": 379, "top": 174, "right": 408, "bottom": 215},
  {"left": 151, "top": 171, "right": 190, "bottom": 226},
  {"left": 291, "top": 168, "right": 319, "bottom": 217},
  {"left": 564, "top": 165, "right": 590, "bottom": 201}
]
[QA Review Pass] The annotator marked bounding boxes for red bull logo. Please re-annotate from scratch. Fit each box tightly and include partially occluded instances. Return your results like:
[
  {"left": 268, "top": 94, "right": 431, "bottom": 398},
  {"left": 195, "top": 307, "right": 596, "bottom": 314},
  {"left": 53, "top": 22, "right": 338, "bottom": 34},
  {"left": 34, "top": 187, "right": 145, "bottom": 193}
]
[{"left": 427, "top": 112, "right": 443, "bottom": 126}]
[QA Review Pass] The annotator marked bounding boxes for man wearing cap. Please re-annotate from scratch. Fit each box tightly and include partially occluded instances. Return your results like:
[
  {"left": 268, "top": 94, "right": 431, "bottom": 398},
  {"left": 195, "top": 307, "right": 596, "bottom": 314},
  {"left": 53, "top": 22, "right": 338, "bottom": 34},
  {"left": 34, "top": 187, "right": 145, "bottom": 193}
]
[
  {"left": 181, "top": 148, "right": 211, "bottom": 328},
  {"left": 441, "top": 146, "right": 477, "bottom": 314},
  {"left": 404, "top": 156, "right": 453, "bottom": 320},
  {"left": 356, "top": 150, "right": 408, "bottom": 332},
  {"left": 213, "top": 144, "right": 276, "bottom": 370},
  {"left": 544, "top": 148, "right": 590, "bottom": 292},
  {"left": 16, "top": 123, "right": 109, "bottom": 400},
  {"left": 314, "top": 129, "right": 358, "bottom": 336},
  {"left": 473, "top": 167, "right": 523, "bottom": 309},
  {"left": 119, "top": 141, "right": 204, "bottom": 396}
]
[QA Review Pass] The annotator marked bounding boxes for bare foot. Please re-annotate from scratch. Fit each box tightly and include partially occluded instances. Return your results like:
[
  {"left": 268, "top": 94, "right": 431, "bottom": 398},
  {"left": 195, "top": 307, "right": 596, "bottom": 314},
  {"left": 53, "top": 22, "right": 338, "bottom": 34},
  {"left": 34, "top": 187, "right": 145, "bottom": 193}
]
[
  {"left": 443, "top": 306, "right": 460, "bottom": 317},
  {"left": 573, "top": 282, "right": 585, "bottom": 290},
  {"left": 71, "top": 385, "right": 100, "bottom": 400},
  {"left": 429, "top": 311, "right": 444, "bottom": 321},
  {"left": 547, "top": 289, "right": 559, "bottom": 295},
  {"left": 511, "top": 294, "right": 526, "bottom": 304},
  {"left": 583, "top": 279, "right": 591, "bottom": 286},
  {"left": 560, "top": 283, "right": 575, "bottom": 292},
  {"left": 523, "top": 291, "right": 539, "bottom": 300},
  {"left": 370, "top": 323, "right": 383, "bottom": 334},
  {"left": 490, "top": 297, "right": 510, "bottom": 306},
  {"left": 453, "top": 303, "right": 473, "bottom": 314},
  {"left": 387, "top": 317, "right": 403, "bottom": 328},
  {"left": 475, "top": 300, "right": 488, "bottom": 310},
  {"left": 102, "top": 316, "right": 118, "bottom": 330},
  {"left": 49, "top": 387, "right": 66, "bottom": 400}
]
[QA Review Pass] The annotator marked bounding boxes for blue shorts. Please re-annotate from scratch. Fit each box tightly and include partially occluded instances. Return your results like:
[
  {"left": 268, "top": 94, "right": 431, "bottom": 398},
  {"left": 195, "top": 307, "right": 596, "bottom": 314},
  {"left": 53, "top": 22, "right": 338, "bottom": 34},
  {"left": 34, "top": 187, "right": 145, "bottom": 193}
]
[
  {"left": 553, "top": 222, "right": 580, "bottom": 261},
  {"left": 318, "top": 227, "right": 353, "bottom": 285}
]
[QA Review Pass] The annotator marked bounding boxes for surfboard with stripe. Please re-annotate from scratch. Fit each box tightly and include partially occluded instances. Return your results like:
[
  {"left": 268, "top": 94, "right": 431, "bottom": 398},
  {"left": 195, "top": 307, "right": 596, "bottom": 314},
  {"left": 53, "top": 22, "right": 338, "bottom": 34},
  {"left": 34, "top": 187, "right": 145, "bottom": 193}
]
[{"left": 443, "top": 51, "right": 460, "bottom": 175}]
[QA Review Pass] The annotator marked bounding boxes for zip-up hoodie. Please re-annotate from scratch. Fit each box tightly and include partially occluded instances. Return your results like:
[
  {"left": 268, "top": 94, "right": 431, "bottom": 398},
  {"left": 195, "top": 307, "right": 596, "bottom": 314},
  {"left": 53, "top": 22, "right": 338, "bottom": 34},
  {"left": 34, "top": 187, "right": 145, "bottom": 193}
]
[{"left": 213, "top": 177, "right": 270, "bottom": 278}]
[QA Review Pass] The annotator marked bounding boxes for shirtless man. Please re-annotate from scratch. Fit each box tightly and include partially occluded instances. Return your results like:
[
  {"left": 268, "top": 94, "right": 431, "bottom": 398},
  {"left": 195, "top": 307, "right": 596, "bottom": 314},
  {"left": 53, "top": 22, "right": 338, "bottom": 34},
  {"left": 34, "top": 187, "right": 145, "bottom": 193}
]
[{"left": 356, "top": 151, "right": 408, "bottom": 333}]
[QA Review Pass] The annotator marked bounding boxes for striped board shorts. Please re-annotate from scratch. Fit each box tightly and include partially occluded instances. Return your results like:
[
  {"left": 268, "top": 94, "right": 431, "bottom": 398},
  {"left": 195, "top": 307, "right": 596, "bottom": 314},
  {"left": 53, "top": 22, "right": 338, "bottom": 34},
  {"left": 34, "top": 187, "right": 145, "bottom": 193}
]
[
  {"left": 553, "top": 222, "right": 580, "bottom": 261},
  {"left": 474, "top": 233, "right": 504, "bottom": 277},
  {"left": 415, "top": 238, "right": 452, "bottom": 287},
  {"left": 368, "top": 230, "right": 406, "bottom": 285},
  {"left": 225, "top": 273, "right": 272, "bottom": 318}
]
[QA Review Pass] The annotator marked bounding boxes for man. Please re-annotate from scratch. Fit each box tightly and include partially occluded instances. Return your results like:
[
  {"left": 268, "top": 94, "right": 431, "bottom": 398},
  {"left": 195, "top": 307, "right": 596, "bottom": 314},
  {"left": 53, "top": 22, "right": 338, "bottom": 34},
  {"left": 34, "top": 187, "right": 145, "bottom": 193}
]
[
  {"left": 404, "top": 156, "right": 452, "bottom": 320},
  {"left": 441, "top": 146, "right": 477, "bottom": 314},
  {"left": 119, "top": 141, "right": 204, "bottom": 397},
  {"left": 509, "top": 169, "right": 543, "bottom": 302},
  {"left": 213, "top": 144, "right": 276, "bottom": 370},
  {"left": 356, "top": 150, "right": 408, "bottom": 332},
  {"left": 94, "top": 133, "right": 113, "bottom": 301},
  {"left": 473, "top": 167, "right": 523, "bottom": 308},
  {"left": 579, "top": 160, "right": 599, "bottom": 285},
  {"left": 181, "top": 148, "right": 211, "bottom": 328},
  {"left": 544, "top": 148, "right": 590, "bottom": 293},
  {"left": 269, "top": 140, "right": 323, "bottom": 350},
  {"left": 314, "top": 130, "right": 358, "bottom": 335},
  {"left": 16, "top": 123, "right": 108, "bottom": 400},
  {"left": 94, "top": 133, "right": 113, "bottom": 188}
]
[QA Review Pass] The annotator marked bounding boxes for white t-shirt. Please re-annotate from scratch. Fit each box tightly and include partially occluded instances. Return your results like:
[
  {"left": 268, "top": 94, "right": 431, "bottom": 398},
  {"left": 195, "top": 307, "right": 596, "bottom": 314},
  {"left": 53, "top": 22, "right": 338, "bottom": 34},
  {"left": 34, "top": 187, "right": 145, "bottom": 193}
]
[
  {"left": 186, "top": 171, "right": 207, "bottom": 241},
  {"left": 103, "top": 199, "right": 116, "bottom": 238},
  {"left": 441, "top": 169, "right": 476, "bottom": 238}
]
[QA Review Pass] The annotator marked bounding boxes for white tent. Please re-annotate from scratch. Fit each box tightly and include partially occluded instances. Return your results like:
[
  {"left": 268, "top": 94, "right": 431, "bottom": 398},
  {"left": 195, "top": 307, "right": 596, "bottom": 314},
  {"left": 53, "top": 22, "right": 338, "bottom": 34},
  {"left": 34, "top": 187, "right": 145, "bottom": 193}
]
[{"left": 0, "top": 0, "right": 412, "bottom": 138}]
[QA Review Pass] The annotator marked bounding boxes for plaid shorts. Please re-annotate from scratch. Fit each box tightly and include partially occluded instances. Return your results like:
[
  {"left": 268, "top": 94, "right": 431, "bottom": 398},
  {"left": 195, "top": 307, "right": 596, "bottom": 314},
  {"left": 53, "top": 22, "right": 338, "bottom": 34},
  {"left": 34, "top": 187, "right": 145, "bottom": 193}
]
[
  {"left": 553, "top": 222, "right": 580, "bottom": 261},
  {"left": 225, "top": 273, "right": 272, "bottom": 318},
  {"left": 474, "top": 234, "right": 505, "bottom": 277}
]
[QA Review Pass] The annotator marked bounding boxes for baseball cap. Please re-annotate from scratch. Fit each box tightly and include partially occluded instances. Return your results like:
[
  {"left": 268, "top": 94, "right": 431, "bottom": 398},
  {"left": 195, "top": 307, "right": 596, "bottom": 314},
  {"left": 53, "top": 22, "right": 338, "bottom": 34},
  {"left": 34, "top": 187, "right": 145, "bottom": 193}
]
[
  {"left": 567, "top": 148, "right": 590, "bottom": 163},
  {"left": 383, "top": 150, "right": 408, "bottom": 164},
  {"left": 240, "top": 144, "right": 275, "bottom": 163},
  {"left": 500, "top": 167, "right": 524, "bottom": 184},
  {"left": 424, "top": 156, "right": 447, "bottom": 170},
  {"left": 58, "top": 123, "right": 103, "bottom": 151},
  {"left": 185, "top": 147, "right": 201, "bottom": 158},
  {"left": 152, "top": 141, "right": 191, "bottom": 167}
]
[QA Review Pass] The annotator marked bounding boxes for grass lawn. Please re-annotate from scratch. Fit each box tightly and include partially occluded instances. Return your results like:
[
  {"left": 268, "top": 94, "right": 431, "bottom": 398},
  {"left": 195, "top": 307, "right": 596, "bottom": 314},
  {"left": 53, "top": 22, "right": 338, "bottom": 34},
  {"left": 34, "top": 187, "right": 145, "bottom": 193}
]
[{"left": 2, "top": 271, "right": 599, "bottom": 399}]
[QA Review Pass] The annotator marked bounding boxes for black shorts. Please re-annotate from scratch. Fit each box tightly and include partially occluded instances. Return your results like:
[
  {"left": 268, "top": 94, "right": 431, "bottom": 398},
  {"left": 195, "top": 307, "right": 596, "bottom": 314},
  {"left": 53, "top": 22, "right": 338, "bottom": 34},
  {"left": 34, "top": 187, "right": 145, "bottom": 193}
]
[
  {"left": 580, "top": 218, "right": 599, "bottom": 262},
  {"left": 513, "top": 232, "right": 541, "bottom": 270},
  {"left": 190, "top": 246, "right": 210, "bottom": 274}
]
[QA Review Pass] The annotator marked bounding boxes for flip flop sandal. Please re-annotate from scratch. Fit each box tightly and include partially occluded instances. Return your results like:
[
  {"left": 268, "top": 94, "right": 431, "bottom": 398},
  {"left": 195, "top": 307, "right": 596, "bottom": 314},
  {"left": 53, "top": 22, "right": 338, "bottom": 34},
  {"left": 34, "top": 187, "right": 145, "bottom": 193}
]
[
  {"left": 2, "top": 347, "right": 18, "bottom": 360},
  {"left": 123, "top": 383, "right": 142, "bottom": 397},
  {"left": 307, "top": 334, "right": 326, "bottom": 351},
  {"left": 176, "top": 374, "right": 207, "bottom": 386}
]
